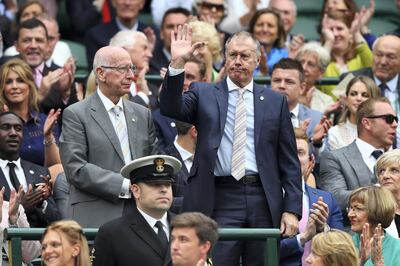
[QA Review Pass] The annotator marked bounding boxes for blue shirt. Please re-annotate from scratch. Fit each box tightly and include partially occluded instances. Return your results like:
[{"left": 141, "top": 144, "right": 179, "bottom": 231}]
[
  {"left": 254, "top": 47, "right": 288, "bottom": 76},
  {"left": 214, "top": 77, "right": 258, "bottom": 176},
  {"left": 20, "top": 112, "right": 61, "bottom": 166}
]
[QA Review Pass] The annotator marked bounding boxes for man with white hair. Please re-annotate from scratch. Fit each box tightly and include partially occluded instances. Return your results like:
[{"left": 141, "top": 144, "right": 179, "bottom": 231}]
[
  {"left": 269, "top": 0, "right": 299, "bottom": 46},
  {"left": 110, "top": 30, "right": 159, "bottom": 109}
]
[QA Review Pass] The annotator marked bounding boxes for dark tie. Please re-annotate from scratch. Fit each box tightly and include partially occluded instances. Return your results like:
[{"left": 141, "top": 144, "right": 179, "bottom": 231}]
[
  {"left": 7, "top": 162, "right": 21, "bottom": 190},
  {"left": 155, "top": 221, "right": 168, "bottom": 251},
  {"left": 379, "top": 83, "right": 388, "bottom": 97},
  {"left": 371, "top": 150, "right": 383, "bottom": 160}
]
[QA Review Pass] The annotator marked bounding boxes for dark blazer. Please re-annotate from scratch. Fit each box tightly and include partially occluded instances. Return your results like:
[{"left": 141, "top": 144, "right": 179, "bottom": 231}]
[
  {"left": 163, "top": 143, "right": 189, "bottom": 213},
  {"left": 0, "top": 159, "right": 60, "bottom": 227},
  {"left": 152, "top": 109, "right": 177, "bottom": 152},
  {"left": 149, "top": 42, "right": 170, "bottom": 76},
  {"left": 93, "top": 207, "right": 173, "bottom": 266},
  {"left": 84, "top": 19, "right": 151, "bottom": 68},
  {"left": 160, "top": 73, "right": 302, "bottom": 226},
  {"left": 280, "top": 184, "right": 344, "bottom": 266}
]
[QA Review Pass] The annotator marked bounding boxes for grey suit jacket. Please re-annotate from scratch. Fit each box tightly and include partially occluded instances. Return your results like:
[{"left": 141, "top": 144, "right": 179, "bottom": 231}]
[
  {"left": 319, "top": 141, "right": 377, "bottom": 211},
  {"left": 60, "top": 92, "right": 158, "bottom": 227}
]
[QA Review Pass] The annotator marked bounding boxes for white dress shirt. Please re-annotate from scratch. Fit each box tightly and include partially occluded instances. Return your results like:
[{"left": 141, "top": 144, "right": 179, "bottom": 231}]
[
  {"left": 137, "top": 208, "right": 170, "bottom": 240},
  {"left": 0, "top": 158, "right": 28, "bottom": 191},
  {"left": 355, "top": 138, "right": 384, "bottom": 174}
]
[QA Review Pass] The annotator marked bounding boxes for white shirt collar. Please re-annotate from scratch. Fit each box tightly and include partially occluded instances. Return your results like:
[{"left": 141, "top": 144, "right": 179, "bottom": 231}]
[
  {"left": 355, "top": 138, "right": 384, "bottom": 158},
  {"left": 173, "top": 139, "right": 193, "bottom": 162},
  {"left": 291, "top": 103, "right": 300, "bottom": 117},
  {"left": 115, "top": 17, "right": 138, "bottom": 31},
  {"left": 137, "top": 207, "right": 168, "bottom": 230},
  {"left": 97, "top": 88, "right": 124, "bottom": 112},
  {"left": 374, "top": 75, "right": 399, "bottom": 93},
  {"left": 226, "top": 76, "right": 254, "bottom": 92},
  {"left": 0, "top": 158, "right": 22, "bottom": 170}
]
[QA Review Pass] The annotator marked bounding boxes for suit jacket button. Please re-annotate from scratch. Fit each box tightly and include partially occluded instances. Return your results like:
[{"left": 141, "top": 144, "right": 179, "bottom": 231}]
[{"left": 120, "top": 192, "right": 125, "bottom": 197}]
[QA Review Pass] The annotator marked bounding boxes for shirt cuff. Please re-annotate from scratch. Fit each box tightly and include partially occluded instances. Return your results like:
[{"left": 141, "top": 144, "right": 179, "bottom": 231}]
[
  {"left": 137, "top": 91, "right": 150, "bottom": 105},
  {"left": 119, "top": 179, "right": 131, "bottom": 199},
  {"left": 296, "top": 234, "right": 304, "bottom": 251},
  {"left": 168, "top": 65, "right": 184, "bottom": 76}
]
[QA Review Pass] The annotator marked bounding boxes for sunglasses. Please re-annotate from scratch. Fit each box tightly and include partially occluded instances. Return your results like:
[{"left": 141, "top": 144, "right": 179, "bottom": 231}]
[
  {"left": 200, "top": 2, "right": 225, "bottom": 12},
  {"left": 366, "top": 114, "right": 398, "bottom": 124}
]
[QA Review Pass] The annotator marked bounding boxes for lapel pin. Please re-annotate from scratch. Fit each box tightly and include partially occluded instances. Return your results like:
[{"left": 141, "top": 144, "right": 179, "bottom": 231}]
[
  {"left": 170, "top": 122, "right": 176, "bottom": 128},
  {"left": 260, "top": 96, "right": 264, "bottom": 101},
  {"left": 29, "top": 170, "right": 34, "bottom": 175},
  {"left": 131, "top": 118, "right": 136, "bottom": 122}
]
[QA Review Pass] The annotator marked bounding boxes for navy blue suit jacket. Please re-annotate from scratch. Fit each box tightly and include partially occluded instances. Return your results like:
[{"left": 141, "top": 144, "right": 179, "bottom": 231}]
[
  {"left": 160, "top": 73, "right": 302, "bottom": 227},
  {"left": 152, "top": 108, "right": 177, "bottom": 152},
  {"left": 280, "top": 185, "right": 344, "bottom": 266}
]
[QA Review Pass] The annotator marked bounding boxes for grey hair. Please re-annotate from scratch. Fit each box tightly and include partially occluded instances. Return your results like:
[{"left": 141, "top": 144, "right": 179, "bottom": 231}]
[
  {"left": 224, "top": 31, "right": 262, "bottom": 58},
  {"left": 109, "top": 30, "right": 147, "bottom": 48},
  {"left": 296, "top": 42, "right": 331, "bottom": 71}
]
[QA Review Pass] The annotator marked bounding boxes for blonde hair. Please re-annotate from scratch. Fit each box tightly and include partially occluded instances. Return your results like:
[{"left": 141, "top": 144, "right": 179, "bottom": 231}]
[
  {"left": 189, "top": 20, "right": 221, "bottom": 62},
  {"left": 42, "top": 220, "right": 90, "bottom": 266},
  {"left": 376, "top": 149, "right": 400, "bottom": 179},
  {"left": 311, "top": 230, "right": 359, "bottom": 266},
  {"left": 0, "top": 58, "right": 39, "bottom": 113},
  {"left": 349, "top": 186, "right": 396, "bottom": 228}
]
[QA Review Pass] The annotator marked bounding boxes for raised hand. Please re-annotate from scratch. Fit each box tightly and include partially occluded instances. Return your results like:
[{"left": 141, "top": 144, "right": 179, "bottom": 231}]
[
  {"left": 360, "top": 223, "right": 372, "bottom": 265},
  {"left": 312, "top": 116, "right": 332, "bottom": 144},
  {"left": 44, "top": 108, "right": 61, "bottom": 139},
  {"left": 143, "top": 27, "right": 156, "bottom": 52},
  {"left": 309, "top": 197, "right": 329, "bottom": 233},
  {"left": 8, "top": 185, "right": 25, "bottom": 224},
  {"left": 258, "top": 46, "right": 268, "bottom": 76},
  {"left": 321, "top": 14, "right": 334, "bottom": 52},
  {"left": 370, "top": 224, "right": 384, "bottom": 266},
  {"left": 170, "top": 24, "right": 205, "bottom": 69},
  {"left": 359, "top": 0, "right": 375, "bottom": 30}
]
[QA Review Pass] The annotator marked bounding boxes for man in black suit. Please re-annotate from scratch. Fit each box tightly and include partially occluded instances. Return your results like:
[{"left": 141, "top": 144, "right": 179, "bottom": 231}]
[
  {"left": 164, "top": 121, "right": 197, "bottom": 213},
  {"left": 342, "top": 35, "right": 400, "bottom": 146},
  {"left": 85, "top": 0, "right": 153, "bottom": 69},
  {"left": 93, "top": 154, "right": 181, "bottom": 266},
  {"left": 0, "top": 112, "right": 60, "bottom": 227}
]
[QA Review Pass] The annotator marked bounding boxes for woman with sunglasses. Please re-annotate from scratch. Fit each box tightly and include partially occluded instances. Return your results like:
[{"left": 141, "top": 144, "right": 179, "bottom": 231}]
[
  {"left": 348, "top": 186, "right": 400, "bottom": 266},
  {"left": 327, "top": 75, "right": 380, "bottom": 150},
  {"left": 375, "top": 149, "right": 400, "bottom": 238}
]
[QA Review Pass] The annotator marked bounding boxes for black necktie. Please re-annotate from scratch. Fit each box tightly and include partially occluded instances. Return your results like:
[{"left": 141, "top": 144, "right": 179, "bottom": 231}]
[
  {"left": 379, "top": 83, "right": 388, "bottom": 97},
  {"left": 155, "top": 221, "right": 168, "bottom": 251},
  {"left": 371, "top": 150, "right": 383, "bottom": 160},
  {"left": 7, "top": 162, "right": 21, "bottom": 190}
]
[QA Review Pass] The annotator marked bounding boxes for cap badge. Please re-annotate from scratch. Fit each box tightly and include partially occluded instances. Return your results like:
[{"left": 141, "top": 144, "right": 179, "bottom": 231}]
[{"left": 154, "top": 158, "right": 165, "bottom": 173}]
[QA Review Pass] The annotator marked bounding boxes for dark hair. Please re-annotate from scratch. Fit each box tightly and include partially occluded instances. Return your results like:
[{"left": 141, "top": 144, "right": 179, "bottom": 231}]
[
  {"left": 175, "top": 120, "right": 193, "bottom": 135},
  {"left": 171, "top": 212, "right": 218, "bottom": 258},
  {"left": 16, "top": 18, "right": 48, "bottom": 41},
  {"left": 248, "top": 8, "right": 286, "bottom": 49},
  {"left": 272, "top": 58, "right": 305, "bottom": 82},
  {"left": 0, "top": 111, "right": 25, "bottom": 125},
  {"left": 161, "top": 7, "right": 191, "bottom": 28}
]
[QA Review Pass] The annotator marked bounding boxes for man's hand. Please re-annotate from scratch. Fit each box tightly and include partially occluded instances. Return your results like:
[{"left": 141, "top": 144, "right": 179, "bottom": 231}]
[
  {"left": 309, "top": 196, "right": 329, "bottom": 233},
  {"left": 20, "top": 185, "right": 45, "bottom": 212},
  {"left": 311, "top": 116, "right": 332, "bottom": 144},
  {"left": 8, "top": 185, "right": 25, "bottom": 224},
  {"left": 170, "top": 24, "right": 206, "bottom": 69},
  {"left": 280, "top": 212, "right": 299, "bottom": 237}
]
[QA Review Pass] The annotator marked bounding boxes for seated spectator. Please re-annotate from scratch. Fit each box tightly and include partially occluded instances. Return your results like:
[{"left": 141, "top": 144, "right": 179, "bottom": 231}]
[
  {"left": 42, "top": 220, "right": 90, "bottom": 266},
  {"left": 295, "top": 42, "right": 334, "bottom": 114},
  {"left": 0, "top": 186, "right": 41, "bottom": 265},
  {"left": 348, "top": 186, "right": 400, "bottom": 266},
  {"left": 320, "top": 98, "right": 397, "bottom": 222},
  {"left": 84, "top": 0, "right": 153, "bottom": 69},
  {"left": 149, "top": 7, "right": 191, "bottom": 75},
  {"left": 109, "top": 30, "right": 159, "bottom": 109},
  {"left": 305, "top": 230, "right": 359, "bottom": 266},
  {"left": 0, "top": 58, "right": 62, "bottom": 169},
  {"left": 249, "top": 8, "right": 288, "bottom": 76},
  {"left": 171, "top": 212, "right": 218, "bottom": 266},
  {"left": 280, "top": 128, "right": 343, "bottom": 266},
  {"left": 269, "top": 0, "right": 299, "bottom": 47},
  {"left": 320, "top": 10, "right": 373, "bottom": 100},
  {"left": 375, "top": 149, "right": 400, "bottom": 238},
  {"left": 327, "top": 76, "right": 380, "bottom": 150},
  {"left": 0, "top": 112, "right": 60, "bottom": 227},
  {"left": 151, "top": 0, "right": 194, "bottom": 29},
  {"left": 218, "top": 0, "right": 268, "bottom": 35},
  {"left": 188, "top": 20, "right": 221, "bottom": 82},
  {"left": 321, "top": 0, "right": 376, "bottom": 48}
]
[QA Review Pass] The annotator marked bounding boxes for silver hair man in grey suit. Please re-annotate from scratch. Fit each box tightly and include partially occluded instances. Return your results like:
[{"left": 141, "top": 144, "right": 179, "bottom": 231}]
[
  {"left": 319, "top": 97, "right": 398, "bottom": 223},
  {"left": 60, "top": 46, "right": 158, "bottom": 227}
]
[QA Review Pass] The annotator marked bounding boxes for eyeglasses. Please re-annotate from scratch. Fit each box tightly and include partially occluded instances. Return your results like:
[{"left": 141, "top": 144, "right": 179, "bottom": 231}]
[
  {"left": 346, "top": 205, "right": 367, "bottom": 214},
  {"left": 200, "top": 2, "right": 225, "bottom": 12},
  {"left": 101, "top": 65, "right": 137, "bottom": 74},
  {"left": 366, "top": 114, "right": 398, "bottom": 124}
]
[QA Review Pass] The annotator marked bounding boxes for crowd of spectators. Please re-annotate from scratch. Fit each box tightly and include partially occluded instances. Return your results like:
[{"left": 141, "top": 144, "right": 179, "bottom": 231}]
[{"left": 0, "top": 0, "right": 399, "bottom": 265}]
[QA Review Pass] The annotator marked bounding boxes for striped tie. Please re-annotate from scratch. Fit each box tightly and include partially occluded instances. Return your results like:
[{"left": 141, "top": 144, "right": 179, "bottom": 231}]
[
  {"left": 231, "top": 88, "right": 246, "bottom": 180},
  {"left": 112, "top": 106, "right": 131, "bottom": 164}
]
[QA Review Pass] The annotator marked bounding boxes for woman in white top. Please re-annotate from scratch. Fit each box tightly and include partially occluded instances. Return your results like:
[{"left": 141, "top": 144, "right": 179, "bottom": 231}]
[{"left": 327, "top": 75, "right": 380, "bottom": 150}]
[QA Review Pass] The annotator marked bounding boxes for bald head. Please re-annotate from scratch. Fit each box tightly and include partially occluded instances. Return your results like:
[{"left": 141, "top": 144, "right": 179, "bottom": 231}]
[
  {"left": 93, "top": 46, "right": 131, "bottom": 70},
  {"left": 372, "top": 35, "right": 400, "bottom": 82}
]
